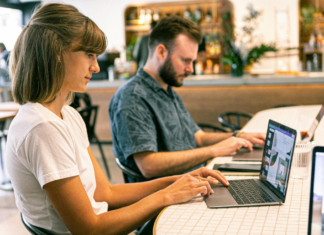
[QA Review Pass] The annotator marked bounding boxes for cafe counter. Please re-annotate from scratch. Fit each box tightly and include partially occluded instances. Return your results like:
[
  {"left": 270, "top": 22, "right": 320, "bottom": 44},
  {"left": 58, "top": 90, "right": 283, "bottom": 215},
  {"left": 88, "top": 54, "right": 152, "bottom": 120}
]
[
  {"left": 85, "top": 73, "right": 324, "bottom": 142},
  {"left": 87, "top": 73, "right": 324, "bottom": 89}
]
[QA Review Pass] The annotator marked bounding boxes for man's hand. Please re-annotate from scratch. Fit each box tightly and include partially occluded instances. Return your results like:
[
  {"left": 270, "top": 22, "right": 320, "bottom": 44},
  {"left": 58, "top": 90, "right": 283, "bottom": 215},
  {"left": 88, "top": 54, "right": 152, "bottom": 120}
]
[
  {"left": 188, "top": 167, "right": 229, "bottom": 187},
  {"left": 239, "top": 132, "right": 266, "bottom": 146},
  {"left": 209, "top": 136, "right": 253, "bottom": 157}
]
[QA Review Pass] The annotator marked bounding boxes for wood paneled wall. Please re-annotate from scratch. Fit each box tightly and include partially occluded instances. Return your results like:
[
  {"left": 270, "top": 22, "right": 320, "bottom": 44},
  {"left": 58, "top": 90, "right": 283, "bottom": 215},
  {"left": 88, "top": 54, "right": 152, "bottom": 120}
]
[{"left": 88, "top": 84, "right": 324, "bottom": 142}]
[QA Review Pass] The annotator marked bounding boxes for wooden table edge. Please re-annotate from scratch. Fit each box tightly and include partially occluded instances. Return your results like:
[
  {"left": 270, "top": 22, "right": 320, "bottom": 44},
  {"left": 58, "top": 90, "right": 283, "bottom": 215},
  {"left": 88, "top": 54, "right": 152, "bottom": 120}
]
[
  {"left": 0, "top": 111, "right": 17, "bottom": 122},
  {"left": 153, "top": 206, "right": 169, "bottom": 235},
  {"left": 153, "top": 158, "right": 217, "bottom": 235}
]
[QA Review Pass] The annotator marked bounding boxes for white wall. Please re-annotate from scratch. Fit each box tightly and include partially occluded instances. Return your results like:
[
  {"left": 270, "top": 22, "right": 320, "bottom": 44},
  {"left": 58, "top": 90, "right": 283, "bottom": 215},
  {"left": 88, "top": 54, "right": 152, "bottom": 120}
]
[
  {"left": 230, "top": 0, "right": 299, "bottom": 71},
  {"left": 42, "top": 0, "right": 299, "bottom": 70},
  {"left": 42, "top": 0, "right": 182, "bottom": 52}
]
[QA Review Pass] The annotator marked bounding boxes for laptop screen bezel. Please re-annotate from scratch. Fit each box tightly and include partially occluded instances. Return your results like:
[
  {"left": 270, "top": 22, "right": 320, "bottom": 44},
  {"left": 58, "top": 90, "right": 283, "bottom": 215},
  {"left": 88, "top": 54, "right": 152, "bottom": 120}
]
[
  {"left": 308, "top": 146, "right": 324, "bottom": 235},
  {"left": 259, "top": 119, "right": 297, "bottom": 203}
]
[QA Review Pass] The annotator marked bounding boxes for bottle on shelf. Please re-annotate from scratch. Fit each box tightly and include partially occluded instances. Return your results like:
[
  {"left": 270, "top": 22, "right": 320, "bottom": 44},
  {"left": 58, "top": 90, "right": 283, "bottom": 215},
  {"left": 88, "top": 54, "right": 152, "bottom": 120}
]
[
  {"left": 145, "top": 9, "right": 152, "bottom": 23},
  {"left": 128, "top": 9, "right": 137, "bottom": 21},
  {"left": 139, "top": 8, "right": 146, "bottom": 24},
  {"left": 204, "top": 59, "right": 213, "bottom": 74},
  {"left": 191, "top": 12, "right": 197, "bottom": 23},
  {"left": 213, "top": 64, "right": 220, "bottom": 74},
  {"left": 306, "top": 60, "right": 312, "bottom": 72},
  {"left": 165, "top": 9, "right": 171, "bottom": 17},
  {"left": 309, "top": 32, "right": 315, "bottom": 51},
  {"left": 317, "top": 31, "right": 322, "bottom": 51},
  {"left": 213, "top": 37, "right": 221, "bottom": 55},
  {"left": 195, "top": 6, "right": 202, "bottom": 24},
  {"left": 313, "top": 53, "right": 318, "bottom": 71},
  {"left": 205, "top": 32, "right": 221, "bottom": 56},
  {"left": 195, "top": 61, "right": 203, "bottom": 75},
  {"left": 184, "top": 7, "right": 191, "bottom": 20},
  {"left": 205, "top": 7, "right": 212, "bottom": 23},
  {"left": 153, "top": 9, "right": 160, "bottom": 22}
]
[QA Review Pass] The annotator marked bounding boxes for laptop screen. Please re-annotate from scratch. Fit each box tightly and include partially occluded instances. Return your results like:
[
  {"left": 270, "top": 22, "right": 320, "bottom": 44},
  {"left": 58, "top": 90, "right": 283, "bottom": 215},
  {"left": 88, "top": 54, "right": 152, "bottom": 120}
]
[
  {"left": 308, "top": 147, "right": 324, "bottom": 235},
  {"left": 260, "top": 119, "right": 296, "bottom": 198}
]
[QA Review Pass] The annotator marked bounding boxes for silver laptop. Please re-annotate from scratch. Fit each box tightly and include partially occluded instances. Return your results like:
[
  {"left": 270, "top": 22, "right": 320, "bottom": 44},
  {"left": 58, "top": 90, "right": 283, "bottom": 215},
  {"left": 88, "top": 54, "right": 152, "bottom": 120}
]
[
  {"left": 308, "top": 146, "right": 324, "bottom": 235},
  {"left": 205, "top": 119, "right": 296, "bottom": 208},
  {"left": 232, "top": 147, "right": 263, "bottom": 161}
]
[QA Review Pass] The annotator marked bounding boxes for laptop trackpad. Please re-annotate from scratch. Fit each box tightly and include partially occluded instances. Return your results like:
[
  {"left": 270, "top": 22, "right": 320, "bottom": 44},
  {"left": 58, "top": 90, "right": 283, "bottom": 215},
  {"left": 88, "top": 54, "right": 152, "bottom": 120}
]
[{"left": 204, "top": 184, "right": 238, "bottom": 208}]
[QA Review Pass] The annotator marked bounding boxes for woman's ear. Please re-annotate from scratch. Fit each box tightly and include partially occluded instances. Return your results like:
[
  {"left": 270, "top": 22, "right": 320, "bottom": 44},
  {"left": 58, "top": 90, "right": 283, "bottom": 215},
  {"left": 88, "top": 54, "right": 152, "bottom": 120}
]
[{"left": 156, "top": 44, "right": 168, "bottom": 61}]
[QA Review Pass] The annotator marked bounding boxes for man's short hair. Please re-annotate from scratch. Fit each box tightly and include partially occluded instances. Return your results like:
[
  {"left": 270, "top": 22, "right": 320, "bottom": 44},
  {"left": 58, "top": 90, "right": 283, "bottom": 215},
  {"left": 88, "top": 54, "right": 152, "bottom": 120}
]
[
  {"left": 148, "top": 16, "right": 202, "bottom": 56},
  {"left": 10, "top": 3, "right": 107, "bottom": 105}
]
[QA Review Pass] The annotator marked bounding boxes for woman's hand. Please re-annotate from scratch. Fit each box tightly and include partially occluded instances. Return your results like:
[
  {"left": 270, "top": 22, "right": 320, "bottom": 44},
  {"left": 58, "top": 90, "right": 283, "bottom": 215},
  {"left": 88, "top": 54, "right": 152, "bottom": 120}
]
[
  {"left": 161, "top": 174, "right": 213, "bottom": 205},
  {"left": 160, "top": 168, "right": 229, "bottom": 206}
]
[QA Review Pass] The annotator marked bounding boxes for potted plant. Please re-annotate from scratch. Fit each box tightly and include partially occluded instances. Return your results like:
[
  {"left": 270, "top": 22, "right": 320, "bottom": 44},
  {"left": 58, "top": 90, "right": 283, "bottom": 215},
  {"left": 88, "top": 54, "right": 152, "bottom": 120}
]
[{"left": 222, "top": 4, "right": 277, "bottom": 77}]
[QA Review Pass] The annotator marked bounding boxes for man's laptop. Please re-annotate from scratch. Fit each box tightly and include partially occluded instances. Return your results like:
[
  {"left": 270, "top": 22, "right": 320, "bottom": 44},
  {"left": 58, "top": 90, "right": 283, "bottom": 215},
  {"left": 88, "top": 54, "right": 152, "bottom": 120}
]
[
  {"left": 232, "top": 147, "right": 263, "bottom": 161},
  {"left": 205, "top": 119, "right": 296, "bottom": 208},
  {"left": 308, "top": 146, "right": 324, "bottom": 235}
]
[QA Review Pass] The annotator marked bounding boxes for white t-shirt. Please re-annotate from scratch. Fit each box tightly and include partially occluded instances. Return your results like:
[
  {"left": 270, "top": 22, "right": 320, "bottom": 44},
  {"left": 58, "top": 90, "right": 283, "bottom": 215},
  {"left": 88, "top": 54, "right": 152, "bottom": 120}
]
[{"left": 6, "top": 103, "right": 108, "bottom": 234}]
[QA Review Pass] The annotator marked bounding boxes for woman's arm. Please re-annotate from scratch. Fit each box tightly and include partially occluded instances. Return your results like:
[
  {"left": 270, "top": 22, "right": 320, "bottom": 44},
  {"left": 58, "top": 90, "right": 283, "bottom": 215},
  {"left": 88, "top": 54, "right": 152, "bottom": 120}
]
[
  {"left": 43, "top": 170, "right": 213, "bottom": 234},
  {"left": 43, "top": 175, "right": 165, "bottom": 235},
  {"left": 43, "top": 147, "right": 229, "bottom": 234},
  {"left": 88, "top": 146, "right": 180, "bottom": 209},
  {"left": 89, "top": 147, "right": 229, "bottom": 210}
]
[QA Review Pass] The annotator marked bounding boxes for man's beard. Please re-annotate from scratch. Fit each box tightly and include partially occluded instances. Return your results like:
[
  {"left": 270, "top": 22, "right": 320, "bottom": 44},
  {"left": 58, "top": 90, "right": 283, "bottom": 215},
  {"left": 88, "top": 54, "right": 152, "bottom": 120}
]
[{"left": 158, "top": 55, "right": 188, "bottom": 87}]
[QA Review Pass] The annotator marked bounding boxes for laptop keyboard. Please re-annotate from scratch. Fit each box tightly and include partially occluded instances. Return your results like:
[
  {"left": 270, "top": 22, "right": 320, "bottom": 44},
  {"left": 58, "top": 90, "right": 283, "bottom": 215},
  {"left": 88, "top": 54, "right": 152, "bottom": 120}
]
[{"left": 227, "top": 179, "right": 276, "bottom": 205}]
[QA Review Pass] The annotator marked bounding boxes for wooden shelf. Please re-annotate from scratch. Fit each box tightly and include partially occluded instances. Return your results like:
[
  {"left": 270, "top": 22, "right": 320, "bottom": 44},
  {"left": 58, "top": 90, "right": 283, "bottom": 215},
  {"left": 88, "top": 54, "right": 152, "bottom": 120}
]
[
  {"left": 200, "top": 22, "right": 222, "bottom": 28},
  {"left": 125, "top": 22, "right": 222, "bottom": 32},
  {"left": 124, "top": 0, "right": 234, "bottom": 74},
  {"left": 313, "top": 17, "right": 324, "bottom": 23},
  {"left": 126, "top": 0, "right": 222, "bottom": 9},
  {"left": 304, "top": 49, "right": 323, "bottom": 54},
  {"left": 125, "top": 24, "right": 150, "bottom": 32},
  {"left": 206, "top": 54, "right": 221, "bottom": 59},
  {"left": 124, "top": 0, "right": 233, "bottom": 41}
]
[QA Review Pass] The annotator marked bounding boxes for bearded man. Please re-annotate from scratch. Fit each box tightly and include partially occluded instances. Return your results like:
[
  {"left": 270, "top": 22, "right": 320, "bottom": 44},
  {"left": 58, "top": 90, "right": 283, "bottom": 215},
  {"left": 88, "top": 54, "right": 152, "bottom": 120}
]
[{"left": 109, "top": 16, "right": 265, "bottom": 182}]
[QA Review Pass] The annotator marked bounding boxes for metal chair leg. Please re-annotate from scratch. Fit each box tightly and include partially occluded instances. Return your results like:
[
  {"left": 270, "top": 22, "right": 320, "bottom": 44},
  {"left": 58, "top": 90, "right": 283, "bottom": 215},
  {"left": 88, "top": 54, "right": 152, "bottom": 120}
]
[
  {"left": 0, "top": 135, "right": 4, "bottom": 182},
  {"left": 0, "top": 122, "right": 5, "bottom": 183},
  {"left": 93, "top": 135, "right": 111, "bottom": 179}
]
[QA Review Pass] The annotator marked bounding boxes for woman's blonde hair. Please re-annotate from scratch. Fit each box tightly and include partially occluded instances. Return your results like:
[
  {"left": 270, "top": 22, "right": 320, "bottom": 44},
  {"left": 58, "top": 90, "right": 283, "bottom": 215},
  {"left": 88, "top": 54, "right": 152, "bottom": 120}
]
[{"left": 10, "top": 3, "right": 107, "bottom": 105}]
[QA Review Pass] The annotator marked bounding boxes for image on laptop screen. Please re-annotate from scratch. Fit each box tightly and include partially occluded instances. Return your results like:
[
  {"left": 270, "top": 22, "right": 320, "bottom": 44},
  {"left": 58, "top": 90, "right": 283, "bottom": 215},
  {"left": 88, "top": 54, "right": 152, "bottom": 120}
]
[
  {"left": 309, "top": 149, "right": 324, "bottom": 235},
  {"left": 260, "top": 122, "right": 295, "bottom": 196}
]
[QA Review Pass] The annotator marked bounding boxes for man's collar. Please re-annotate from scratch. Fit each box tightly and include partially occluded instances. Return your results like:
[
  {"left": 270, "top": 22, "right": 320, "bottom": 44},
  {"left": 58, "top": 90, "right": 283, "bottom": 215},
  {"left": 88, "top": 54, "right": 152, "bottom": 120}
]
[{"left": 138, "top": 68, "right": 166, "bottom": 92}]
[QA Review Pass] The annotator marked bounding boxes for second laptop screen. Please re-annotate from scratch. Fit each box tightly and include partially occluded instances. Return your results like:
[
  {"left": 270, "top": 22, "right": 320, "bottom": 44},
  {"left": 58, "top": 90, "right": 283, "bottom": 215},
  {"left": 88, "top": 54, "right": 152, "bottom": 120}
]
[{"left": 260, "top": 123, "right": 295, "bottom": 196}]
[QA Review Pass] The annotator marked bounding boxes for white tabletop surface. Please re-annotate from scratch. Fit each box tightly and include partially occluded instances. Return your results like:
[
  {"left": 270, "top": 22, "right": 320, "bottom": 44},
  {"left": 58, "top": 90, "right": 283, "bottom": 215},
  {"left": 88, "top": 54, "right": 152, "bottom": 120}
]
[
  {"left": 0, "top": 102, "right": 20, "bottom": 112},
  {"left": 242, "top": 105, "right": 322, "bottom": 135},
  {"left": 154, "top": 105, "right": 321, "bottom": 235},
  {"left": 313, "top": 115, "right": 324, "bottom": 146},
  {"left": 154, "top": 157, "right": 311, "bottom": 235}
]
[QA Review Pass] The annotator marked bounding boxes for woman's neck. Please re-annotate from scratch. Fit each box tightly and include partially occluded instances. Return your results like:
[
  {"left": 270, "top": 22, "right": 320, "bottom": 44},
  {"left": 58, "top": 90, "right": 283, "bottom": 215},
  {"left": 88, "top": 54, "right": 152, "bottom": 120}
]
[{"left": 41, "top": 92, "right": 67, "bottom": 119}]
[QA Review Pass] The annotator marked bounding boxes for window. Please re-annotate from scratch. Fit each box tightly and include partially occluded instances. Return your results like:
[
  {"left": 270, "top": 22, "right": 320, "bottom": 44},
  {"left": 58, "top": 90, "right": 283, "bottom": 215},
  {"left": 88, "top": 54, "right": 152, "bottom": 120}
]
[{"left": 0, "top": 7, "right": 22, "bottom": 50}]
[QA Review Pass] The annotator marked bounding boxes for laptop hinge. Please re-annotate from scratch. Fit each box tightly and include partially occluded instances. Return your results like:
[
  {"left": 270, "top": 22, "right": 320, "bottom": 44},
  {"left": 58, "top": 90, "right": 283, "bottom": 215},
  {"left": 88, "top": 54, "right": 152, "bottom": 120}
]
[{"left": 260, "top": 179, "right": 285, "bottom": 202}]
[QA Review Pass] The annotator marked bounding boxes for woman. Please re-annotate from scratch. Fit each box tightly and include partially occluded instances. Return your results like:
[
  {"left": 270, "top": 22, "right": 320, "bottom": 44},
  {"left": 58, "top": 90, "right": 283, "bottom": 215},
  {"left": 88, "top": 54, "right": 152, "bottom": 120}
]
[{"left": 6, "top": 3, "right": 229, "bottom": 235}]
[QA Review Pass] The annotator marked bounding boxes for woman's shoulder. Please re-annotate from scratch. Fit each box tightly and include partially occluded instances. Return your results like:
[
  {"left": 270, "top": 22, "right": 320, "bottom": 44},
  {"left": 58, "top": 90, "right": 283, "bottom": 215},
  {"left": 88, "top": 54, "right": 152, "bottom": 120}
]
[
  {"left": 8, "top": 103, "right": 67, "bottom": 146},
  {"left": 61, "top": 105, "right": 86, "bottom": 130},
  {"left": 17, "top": 103, "right": 62, "bottom": 124},
  {"left": 62, "top": 105, "right": 83, "bottom": 122}
]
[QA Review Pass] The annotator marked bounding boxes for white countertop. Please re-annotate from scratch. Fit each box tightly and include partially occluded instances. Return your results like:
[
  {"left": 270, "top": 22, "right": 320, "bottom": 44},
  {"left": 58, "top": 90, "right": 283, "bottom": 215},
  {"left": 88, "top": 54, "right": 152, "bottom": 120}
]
[{"left": 86, "top": 73, "right": 324, "bottom": 90}]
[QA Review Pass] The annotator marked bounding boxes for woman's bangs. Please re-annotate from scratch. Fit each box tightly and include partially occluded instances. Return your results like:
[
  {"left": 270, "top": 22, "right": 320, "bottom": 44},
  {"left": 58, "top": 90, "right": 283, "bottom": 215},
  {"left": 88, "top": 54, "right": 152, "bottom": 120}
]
[{"left": 76, "top": 20, "right": 107, "bottom": 55}]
